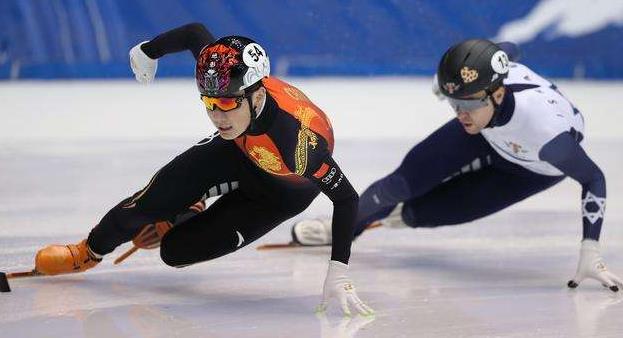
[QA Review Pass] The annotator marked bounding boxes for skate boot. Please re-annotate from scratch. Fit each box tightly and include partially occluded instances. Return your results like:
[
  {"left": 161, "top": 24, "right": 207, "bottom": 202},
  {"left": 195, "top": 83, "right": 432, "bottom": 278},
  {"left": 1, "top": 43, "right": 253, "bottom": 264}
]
[
  {"left": 291, "top": 219, "right": 333, "bottom": 246},
  {"left": 291, "top": 203, "right": 408, "bottom": 246},
  {"left": 378, "top": 203, "right": 407, "bottom": 228},
  {"left": 35, "top": 239, "right": 102, "bottom": 275}
]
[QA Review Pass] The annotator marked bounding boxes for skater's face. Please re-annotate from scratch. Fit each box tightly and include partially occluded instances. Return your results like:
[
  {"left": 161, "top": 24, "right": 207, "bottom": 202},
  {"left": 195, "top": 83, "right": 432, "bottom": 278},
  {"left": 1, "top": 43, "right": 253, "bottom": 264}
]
[
  {"left": 204, "top": 87, "right": 266, "bottom": 140},
  {"left": 454, "top": 87, "right": 505, "bottom": 134}
]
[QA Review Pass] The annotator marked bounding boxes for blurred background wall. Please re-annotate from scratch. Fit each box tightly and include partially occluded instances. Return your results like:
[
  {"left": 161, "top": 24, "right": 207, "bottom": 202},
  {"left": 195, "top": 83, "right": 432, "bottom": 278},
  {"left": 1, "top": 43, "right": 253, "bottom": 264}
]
[{"left": 1, "top": 0, "right": 622, "bottom": 80}]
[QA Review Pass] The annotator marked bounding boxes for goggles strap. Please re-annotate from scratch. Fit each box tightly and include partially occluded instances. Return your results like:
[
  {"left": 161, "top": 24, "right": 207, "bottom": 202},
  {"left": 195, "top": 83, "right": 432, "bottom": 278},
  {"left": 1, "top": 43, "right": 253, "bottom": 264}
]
[
  {"left": 485, "top": 85, "right": 503, "bottom": 128},
  {"left": 243, "top": 83, "right": 263, "bottom": 135}
]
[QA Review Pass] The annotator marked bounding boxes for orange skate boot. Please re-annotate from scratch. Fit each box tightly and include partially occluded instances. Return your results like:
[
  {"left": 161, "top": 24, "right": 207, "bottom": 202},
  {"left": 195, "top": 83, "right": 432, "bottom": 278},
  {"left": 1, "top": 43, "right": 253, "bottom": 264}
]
[{"left": 35, "top": 239, "right": 102, "bottom": 275}]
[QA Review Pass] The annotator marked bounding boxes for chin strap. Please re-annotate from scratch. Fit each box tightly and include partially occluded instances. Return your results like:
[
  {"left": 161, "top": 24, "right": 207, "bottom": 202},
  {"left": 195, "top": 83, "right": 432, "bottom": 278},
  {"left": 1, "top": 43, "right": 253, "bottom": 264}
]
[
  {"left": 242, "top": 82, "right": 266, "bottom": 135},
  {"left": 246, "top": 94, "right": 257, "bottom": 131}
]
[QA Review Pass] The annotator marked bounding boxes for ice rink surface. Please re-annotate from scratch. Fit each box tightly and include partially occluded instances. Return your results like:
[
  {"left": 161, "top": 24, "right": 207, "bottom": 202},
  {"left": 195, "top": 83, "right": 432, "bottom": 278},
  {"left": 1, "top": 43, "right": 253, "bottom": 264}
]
[{"left": 1, "top": 78, "right": 622, "bottom": 337}]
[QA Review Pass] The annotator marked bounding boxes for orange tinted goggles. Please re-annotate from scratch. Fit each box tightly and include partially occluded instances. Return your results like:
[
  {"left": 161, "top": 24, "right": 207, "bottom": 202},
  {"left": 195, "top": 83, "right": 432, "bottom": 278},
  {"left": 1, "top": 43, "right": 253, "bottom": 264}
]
[{"left": 201, "top": 95, "right": 245, "bottom": 112}]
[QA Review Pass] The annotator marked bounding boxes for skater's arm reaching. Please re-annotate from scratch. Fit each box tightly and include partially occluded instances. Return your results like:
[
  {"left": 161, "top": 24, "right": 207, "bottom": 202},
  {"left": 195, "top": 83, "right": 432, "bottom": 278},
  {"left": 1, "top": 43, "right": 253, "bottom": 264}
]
[
  {"left": 305, "top": 156, "right": 373, "bottom": 315},
  {"left": 141, "top": 23, "right": 215, "bottom": 60},
  {"left": 539, "top": 132, "right": 621, "bottom": 292},
  {"left": 129, "top": 23, "right": 215, "bottom": 83},
  {"left": 306, "top": 156, "right": 357, "bottom": 265},
  {"left": 539, "top": 132, "right": 606, "bottom": 241}
]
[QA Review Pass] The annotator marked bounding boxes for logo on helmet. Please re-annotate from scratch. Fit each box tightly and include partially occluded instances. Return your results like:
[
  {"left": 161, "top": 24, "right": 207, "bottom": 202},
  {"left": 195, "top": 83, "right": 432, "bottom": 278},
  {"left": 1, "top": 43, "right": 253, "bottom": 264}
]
[
  {"left": 197, "top": 44, "right": 240, "bottom": 96},
  {"left": 460, "top": 67, "right": 479, "bottom": 83},
  {"left": 443, "top": 82, "right": 460, "bottom": 94}
]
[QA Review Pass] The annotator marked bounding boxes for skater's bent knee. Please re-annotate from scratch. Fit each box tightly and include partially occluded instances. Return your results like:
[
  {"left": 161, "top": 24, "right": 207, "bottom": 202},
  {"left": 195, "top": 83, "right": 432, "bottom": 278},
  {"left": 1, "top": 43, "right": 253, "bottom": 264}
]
[
  {"left": 159, "top": 246, "right": 180, "bottom": 267},
  {"left": 159, "top": 237, "right": 189, "bottom": 267}
]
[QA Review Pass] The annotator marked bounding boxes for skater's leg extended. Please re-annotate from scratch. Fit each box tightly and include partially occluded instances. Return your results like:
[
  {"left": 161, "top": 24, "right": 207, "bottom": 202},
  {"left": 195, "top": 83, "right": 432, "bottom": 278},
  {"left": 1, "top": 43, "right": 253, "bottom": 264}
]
[
  {"left": 35, "top": 136, "right": 242, "bottom": 275},
  {"left": 292, "top": 119, "right": 494, "bottom": 245},
  {"left": 355, "top": 119, "right": 494, "bottom": 234},
  {"left": 402, "top": 165, "right": 564, "bottom": 227}
]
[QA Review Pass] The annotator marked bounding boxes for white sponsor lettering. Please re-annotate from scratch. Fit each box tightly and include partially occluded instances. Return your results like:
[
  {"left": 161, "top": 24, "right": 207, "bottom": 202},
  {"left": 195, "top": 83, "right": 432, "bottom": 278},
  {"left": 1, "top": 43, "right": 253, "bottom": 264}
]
[
  {"left": 322, "top": 167, "right": 337, "bottom": 184},
  {"left": 331, "top": 173, "right": 344, "bottom": 190}
]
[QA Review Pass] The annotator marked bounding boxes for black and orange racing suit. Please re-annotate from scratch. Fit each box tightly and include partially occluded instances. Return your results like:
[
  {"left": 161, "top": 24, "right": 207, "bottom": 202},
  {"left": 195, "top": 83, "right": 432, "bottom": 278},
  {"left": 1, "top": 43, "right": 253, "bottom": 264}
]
[{"left": 87, "top": 23, "right": 357, "bottom": 266}]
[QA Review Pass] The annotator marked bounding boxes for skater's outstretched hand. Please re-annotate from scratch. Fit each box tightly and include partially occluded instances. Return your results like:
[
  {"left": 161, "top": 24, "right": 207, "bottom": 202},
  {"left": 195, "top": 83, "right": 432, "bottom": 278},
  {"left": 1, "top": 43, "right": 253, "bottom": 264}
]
[
  {"left": 568, "top": 239, "right": 622, "bottom": 292},
  {"left": 129, "top": 41, "right": 158, "bottom": 84},
  {"left": 317, "top": 261, "right": 374, "bottom": 316}
]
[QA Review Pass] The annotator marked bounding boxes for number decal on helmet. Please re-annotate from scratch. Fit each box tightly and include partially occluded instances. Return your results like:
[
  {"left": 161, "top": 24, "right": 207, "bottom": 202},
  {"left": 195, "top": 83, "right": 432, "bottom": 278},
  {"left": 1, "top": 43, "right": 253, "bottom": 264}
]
[
  {"left": 243, "top": 43, "right": 267, "bottom": 67},
  {"left": 491, "top": 50, "right": 510, "bottom": 75},
  {"left": 242, "top": 43, "right": 270, "bottom": 89}
]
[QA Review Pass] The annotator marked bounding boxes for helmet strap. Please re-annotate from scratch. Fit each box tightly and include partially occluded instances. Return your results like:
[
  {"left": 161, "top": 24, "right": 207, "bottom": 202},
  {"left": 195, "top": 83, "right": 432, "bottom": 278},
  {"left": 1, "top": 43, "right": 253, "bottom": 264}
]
[
  {"left": 485, "top": 84, "right": 503, "bottom": 128},
  {"left": 242, "top": 82, "right": 264, "bottom": 134}
]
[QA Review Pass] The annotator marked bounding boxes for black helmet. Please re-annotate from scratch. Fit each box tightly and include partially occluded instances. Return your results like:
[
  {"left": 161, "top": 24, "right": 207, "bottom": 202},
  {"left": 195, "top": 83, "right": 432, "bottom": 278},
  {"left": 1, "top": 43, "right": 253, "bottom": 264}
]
[
  {"left": 195, "top": 36, "right": 270, "bottom": 97},
  {"left": 437, "top": 39, "right": 510, "bottom": 98}
]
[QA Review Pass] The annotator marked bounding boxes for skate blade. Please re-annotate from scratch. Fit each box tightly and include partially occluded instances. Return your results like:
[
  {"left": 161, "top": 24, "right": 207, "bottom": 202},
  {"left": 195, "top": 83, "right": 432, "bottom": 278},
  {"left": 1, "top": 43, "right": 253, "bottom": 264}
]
[
  {"left": 256, "top": 242, "right": 303, "bottom": 250},
  {"left": 1, "top": 269, "right": 41, "bottom": 293}
]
